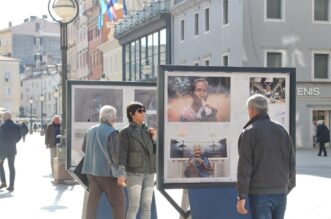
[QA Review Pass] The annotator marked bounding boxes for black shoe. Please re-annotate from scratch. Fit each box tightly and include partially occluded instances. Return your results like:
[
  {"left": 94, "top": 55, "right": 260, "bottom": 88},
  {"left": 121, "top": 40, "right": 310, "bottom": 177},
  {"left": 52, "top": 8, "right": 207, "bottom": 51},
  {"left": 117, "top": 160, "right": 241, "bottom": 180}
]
[
  {"left": 0, "top": 183, "right": 7, "bottom": 189},
  {"left": 317, "top": 154, "right": 321, "bottom": 156},
  {"left": 6, "top": 187, "right": 14, "bottom": 192}
]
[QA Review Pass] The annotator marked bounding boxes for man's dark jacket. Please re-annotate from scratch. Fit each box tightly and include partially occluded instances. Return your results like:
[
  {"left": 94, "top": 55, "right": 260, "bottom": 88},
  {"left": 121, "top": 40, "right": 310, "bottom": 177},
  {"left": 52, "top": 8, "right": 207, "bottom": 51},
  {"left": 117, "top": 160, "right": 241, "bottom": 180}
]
[
  {"left": 237, "top": 113, "right": 296, "bottom": 198},
  {"left": 316, "top": 124, "right": 330, "bottom": 143},
  {"left": 0, "top": 119, "right": 21, "bottom": 157},
  {"left": 45, "top": 123, "right": 60, "bottom": 148}
]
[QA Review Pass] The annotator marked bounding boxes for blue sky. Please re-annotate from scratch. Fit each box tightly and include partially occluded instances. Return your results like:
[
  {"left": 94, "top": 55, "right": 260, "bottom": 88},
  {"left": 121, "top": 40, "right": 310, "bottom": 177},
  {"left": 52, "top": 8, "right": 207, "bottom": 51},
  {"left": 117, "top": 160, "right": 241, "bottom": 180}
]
[{"left": 0, "top": 0, "right": 49, "bottom": 29}]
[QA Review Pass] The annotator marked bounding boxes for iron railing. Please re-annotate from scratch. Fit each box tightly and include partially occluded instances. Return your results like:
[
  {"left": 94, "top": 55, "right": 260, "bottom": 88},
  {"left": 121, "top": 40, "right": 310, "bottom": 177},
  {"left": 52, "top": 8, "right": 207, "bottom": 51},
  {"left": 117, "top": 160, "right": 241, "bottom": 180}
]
[{"left": 114, "top": 0, "right": 171, "bottom": 38}]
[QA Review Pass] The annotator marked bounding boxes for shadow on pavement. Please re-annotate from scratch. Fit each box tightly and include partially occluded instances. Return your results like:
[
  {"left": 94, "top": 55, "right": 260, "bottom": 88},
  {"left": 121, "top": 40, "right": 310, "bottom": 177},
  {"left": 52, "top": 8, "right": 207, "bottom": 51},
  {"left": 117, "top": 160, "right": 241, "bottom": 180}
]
[
  {"left": 0, "top": 191, "right": 13, "bottom": 199},
  {"left": 295, "top": 148, "right": 331, "bottom": 179},
  {"left": 40, "top": 184, "right": 74, "bottom": 212}
]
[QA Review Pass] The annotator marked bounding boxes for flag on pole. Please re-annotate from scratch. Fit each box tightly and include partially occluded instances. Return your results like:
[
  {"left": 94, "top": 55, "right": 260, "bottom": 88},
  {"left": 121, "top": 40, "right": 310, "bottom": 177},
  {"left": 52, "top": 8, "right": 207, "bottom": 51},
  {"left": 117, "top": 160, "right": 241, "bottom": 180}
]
[
  {"left": 106, "top": 0, "right": 118, "bottom": 21},
  {"left": 98, "top": 0, "right": 108, "bottom": 29}
]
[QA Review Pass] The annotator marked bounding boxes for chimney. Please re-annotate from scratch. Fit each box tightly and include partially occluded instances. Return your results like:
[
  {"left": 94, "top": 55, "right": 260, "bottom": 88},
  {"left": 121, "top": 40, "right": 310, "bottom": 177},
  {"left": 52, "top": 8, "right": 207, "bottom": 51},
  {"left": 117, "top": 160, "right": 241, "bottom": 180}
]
[
  {"left": 8, "top": 22, "right": 12, "bottom": 28},
  {"left": 24, "top": 18, "right": 29, "bottom": 23},
  {"left": 42, "top": 15, "right": 48, "bottom": 19},
  {"left": 30, "top": 16, "right": 37, "bottom": 21}
]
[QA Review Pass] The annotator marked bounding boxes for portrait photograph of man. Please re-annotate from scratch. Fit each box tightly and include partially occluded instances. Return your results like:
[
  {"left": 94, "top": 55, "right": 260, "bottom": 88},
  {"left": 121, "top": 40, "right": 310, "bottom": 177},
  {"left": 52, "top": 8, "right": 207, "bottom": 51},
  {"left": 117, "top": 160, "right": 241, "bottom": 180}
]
[{"left": 167, "top": 76, "right": 231, "bottom": 122}]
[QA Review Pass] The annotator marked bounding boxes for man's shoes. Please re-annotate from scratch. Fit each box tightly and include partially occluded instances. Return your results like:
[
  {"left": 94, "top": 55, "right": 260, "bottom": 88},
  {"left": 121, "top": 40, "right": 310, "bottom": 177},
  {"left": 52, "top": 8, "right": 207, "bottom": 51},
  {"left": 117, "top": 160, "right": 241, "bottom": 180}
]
[
  {"left": 317, "top": 154, "right": 321, "bottom": 156},
  {"left": 0, "top": 183, "right": 7, "bottom": 189},
  {"left": 6, "top": 187, "right": 14, "bottom": 192}
]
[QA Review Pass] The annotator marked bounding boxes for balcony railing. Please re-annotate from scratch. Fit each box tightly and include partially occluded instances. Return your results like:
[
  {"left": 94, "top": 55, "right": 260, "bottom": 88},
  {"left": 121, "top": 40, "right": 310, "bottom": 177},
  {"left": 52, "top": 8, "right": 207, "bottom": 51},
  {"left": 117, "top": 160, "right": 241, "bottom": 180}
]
[{"left": 114, "top": 0, "right": 171, "bottom": 38}]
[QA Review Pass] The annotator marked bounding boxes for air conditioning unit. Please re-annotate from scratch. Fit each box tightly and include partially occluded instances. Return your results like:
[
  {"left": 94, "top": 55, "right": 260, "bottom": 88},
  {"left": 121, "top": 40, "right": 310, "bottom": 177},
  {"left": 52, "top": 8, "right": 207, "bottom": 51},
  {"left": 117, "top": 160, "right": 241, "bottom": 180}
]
[{"left": 4, "top": 77, "right": 9, "bottom": 82}]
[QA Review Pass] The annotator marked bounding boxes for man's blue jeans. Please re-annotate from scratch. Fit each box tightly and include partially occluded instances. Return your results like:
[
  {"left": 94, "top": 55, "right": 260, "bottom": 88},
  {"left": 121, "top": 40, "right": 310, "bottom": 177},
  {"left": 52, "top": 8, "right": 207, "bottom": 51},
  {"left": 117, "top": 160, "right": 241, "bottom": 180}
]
[{"left": 249, "top": 194, "right": 287, "bottom": 219}]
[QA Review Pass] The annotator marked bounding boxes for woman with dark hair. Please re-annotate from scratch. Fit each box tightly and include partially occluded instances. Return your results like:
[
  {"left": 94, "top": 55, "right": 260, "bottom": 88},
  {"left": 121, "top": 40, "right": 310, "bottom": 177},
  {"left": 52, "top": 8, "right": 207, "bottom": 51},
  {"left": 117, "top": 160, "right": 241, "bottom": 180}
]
[{"left": 117, "top": 102, "right": 156, "bottom": 219}]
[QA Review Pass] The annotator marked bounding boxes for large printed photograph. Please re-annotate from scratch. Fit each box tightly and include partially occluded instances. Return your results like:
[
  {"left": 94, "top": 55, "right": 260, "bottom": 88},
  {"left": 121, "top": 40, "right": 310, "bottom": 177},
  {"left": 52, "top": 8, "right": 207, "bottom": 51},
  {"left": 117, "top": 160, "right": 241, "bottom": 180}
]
[
  {"left": 74, "top": 88, "right": 123, "bottom": 123},
  {"left": 167, "top": 76, "right": 231, "bottom": 122}
]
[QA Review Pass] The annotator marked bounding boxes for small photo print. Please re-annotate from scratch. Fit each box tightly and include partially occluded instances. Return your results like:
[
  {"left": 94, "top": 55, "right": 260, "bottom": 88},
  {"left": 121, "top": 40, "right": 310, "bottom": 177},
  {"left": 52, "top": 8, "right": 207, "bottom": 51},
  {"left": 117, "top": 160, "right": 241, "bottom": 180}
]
[
  {"left": 170, "top": 138, "right": 228, "bottom": 159},
  {"left": 250, "top": 77, "right": 286, "bottom": 104}
]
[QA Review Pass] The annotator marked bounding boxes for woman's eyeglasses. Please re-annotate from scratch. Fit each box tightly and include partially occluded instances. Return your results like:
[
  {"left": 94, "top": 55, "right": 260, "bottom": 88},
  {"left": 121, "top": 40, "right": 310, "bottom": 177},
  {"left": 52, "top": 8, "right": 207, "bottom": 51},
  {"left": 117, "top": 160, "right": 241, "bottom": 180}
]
[{"left": 136, "top": 108, "right": 146, "bottom": 113}]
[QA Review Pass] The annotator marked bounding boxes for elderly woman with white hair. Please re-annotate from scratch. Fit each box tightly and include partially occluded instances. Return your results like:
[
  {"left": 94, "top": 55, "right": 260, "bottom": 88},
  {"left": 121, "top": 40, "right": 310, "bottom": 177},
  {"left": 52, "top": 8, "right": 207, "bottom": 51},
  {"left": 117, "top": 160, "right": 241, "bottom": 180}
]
[{"left": 81, "top": 105, "right": 125, "bottom": 219}]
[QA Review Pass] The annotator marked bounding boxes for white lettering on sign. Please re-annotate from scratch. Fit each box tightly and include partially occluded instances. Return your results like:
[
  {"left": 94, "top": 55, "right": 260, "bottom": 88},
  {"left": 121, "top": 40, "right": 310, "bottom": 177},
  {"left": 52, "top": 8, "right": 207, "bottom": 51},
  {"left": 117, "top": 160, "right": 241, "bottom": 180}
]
[{"left": 296, "top": 87, "right": 320, "bottom": 96}]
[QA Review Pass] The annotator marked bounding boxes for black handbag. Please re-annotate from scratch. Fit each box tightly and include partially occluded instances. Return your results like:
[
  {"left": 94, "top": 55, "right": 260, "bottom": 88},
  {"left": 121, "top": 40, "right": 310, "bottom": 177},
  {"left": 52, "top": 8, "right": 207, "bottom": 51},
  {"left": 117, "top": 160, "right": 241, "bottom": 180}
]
[{"left": 71, "top": 157, "right": 88, "bottom": 190}]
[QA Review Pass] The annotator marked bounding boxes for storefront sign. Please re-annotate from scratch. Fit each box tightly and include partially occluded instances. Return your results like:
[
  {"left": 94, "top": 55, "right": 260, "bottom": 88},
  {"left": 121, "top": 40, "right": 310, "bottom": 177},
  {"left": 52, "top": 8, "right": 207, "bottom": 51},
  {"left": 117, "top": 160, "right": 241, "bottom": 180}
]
[{"left": 296, "top": 87, "right": 320, "bottom": 96}]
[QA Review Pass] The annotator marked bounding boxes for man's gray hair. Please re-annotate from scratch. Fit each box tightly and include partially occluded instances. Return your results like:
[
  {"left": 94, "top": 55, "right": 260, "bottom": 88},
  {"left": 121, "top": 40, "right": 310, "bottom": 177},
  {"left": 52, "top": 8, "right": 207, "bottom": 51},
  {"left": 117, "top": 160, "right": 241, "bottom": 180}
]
[
  {"left": 99, "top": 105, "right": 117, "bottom": 123},
  {"left": 247, "top": 94, "right": 269, "bottom": 114}
]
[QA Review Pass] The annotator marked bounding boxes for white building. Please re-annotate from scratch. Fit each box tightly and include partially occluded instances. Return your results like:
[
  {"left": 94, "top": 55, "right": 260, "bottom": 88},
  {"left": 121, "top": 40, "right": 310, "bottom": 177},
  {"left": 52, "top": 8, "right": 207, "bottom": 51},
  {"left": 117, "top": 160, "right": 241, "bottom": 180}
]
[
  {"left": 0, "top": 56, "right": 20, "bottom": 119},
  {"left": 171, "top": 0, "right": 331, "bottom": 147},
  {"left": 21, "top": 67, "right": 60, "bottom": 123}
]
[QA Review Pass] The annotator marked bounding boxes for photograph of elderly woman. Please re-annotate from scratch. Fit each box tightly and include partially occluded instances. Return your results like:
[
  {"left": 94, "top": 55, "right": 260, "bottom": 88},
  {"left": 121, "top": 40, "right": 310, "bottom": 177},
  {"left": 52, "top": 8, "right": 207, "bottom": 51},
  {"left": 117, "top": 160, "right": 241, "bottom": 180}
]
[{"left": 167, "top": 76, "right": 231, "bottom": 122}]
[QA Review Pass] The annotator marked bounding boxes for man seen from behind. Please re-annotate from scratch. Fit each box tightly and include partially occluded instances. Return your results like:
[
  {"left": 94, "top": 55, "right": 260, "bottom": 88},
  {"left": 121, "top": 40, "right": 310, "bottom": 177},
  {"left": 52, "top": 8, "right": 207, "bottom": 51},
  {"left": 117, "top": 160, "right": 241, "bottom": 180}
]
[
  {"left": 0, "top": 112, "right": 21, "bottom": 192},
  {"left": 236, "top": 94, "right": 295, "bottom": 219}
]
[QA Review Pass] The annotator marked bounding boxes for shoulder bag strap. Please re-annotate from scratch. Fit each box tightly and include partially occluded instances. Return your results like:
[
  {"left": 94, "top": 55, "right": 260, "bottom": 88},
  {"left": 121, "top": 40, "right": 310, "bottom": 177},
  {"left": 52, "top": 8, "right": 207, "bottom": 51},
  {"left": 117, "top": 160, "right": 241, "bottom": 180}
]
[{"left": 95, "top": 129, "right": 112, "bottom": 166}]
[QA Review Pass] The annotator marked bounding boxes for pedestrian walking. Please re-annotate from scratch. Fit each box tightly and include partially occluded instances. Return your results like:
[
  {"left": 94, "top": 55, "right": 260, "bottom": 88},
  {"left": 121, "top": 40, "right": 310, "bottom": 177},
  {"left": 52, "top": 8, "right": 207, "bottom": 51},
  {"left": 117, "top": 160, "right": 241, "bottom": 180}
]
[
  {"left": 236, "top": 94, "right": 296, "bottom": 219},
  {"left": 0, "top": 112, "right": 22, "bottom": 192},
  {"left": 117, "top": 102, "right": 157, "bottom": 219},
  {"left": 81, "top": 105, "right": 125, "bottom": 219},
  {"left": 316, "top": 120, "right": 330, "bottom": 157},
  {"left": 45, "top": 115, "right": 61, "bottom": 175},
  {"left": 20, "top": 122, "right": 29, "bottom": 142}
]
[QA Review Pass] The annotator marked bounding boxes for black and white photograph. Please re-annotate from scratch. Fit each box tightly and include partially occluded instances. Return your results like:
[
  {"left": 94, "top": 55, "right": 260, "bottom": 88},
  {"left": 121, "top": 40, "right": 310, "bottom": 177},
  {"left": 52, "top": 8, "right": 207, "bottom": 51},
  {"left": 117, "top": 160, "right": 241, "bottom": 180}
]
[
  {"left": 135, "top": 89, "right": 157, "bottom": 111},
  {"left": 74, "top": 88, "right": 123, "bottom": 122}
]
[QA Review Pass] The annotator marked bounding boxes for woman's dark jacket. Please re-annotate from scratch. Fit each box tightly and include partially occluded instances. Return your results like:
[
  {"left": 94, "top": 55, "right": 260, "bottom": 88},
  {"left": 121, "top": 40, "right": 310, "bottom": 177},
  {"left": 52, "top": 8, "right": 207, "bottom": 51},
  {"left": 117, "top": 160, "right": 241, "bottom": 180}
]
[{"left": 118, "top": 123, "right": 156, "bottom": 174}]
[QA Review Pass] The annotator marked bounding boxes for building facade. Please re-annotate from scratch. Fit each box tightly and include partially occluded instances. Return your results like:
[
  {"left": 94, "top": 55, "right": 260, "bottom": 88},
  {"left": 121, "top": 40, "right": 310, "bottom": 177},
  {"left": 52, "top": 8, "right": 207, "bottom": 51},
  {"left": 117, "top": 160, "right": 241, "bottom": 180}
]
[
  {"left": 9, "top": 16, "right": 61, "bottom": 73},
  {"left": 114, "top": 0, "right": 172, "bottom": 81},
  {"left": 21, "top": 68, "right": 60, "bottom": 122},
  {"left": 0, "top": 56, "right": 20, "bottom": 119},
  {"left": 171, "top": 0, "right": 331, "bottom": 147}
]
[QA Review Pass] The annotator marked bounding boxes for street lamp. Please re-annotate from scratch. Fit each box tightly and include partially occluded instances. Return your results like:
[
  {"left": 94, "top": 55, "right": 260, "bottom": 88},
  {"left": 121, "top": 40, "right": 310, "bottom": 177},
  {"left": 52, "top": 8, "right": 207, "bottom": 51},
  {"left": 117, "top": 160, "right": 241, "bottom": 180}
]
[
  {"left": 29, "top": 97, "right": 34, "bottom": 134},
  {"left": 40, "top": 94, "right": 44, "bottom": 136},
  {"left": 48, "top": 0, "right": 79, "bottom": 147},
  {"left": 53, "top": 89, "right": 60, "bottom": 115},
  {"left": 48, "top": 0, "right": 78, "bottom": 183}
]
